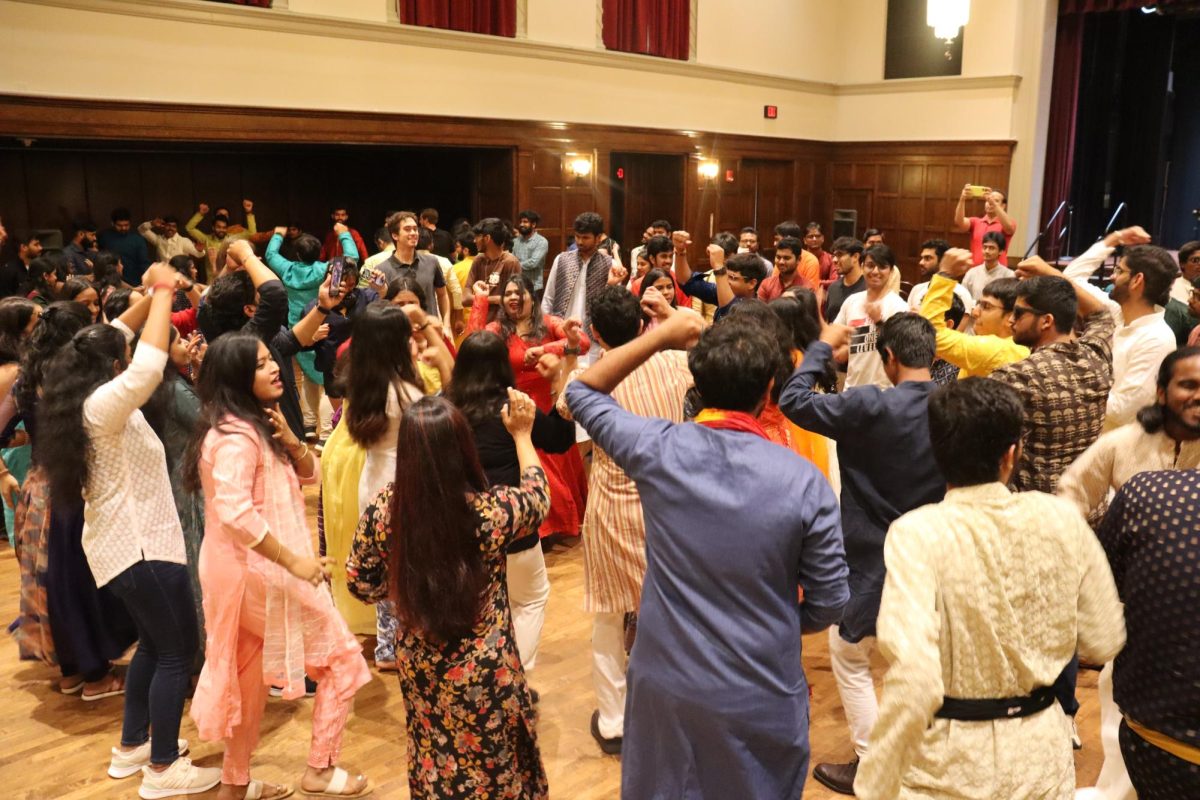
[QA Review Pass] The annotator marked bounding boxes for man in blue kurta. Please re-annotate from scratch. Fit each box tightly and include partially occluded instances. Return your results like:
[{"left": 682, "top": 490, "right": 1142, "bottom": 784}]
[
  {"left": 566, "top": 305, "right": 849, "bottom": 800},
  {"left": 778, "top": 312, "right": 946, "bottom": 794}
]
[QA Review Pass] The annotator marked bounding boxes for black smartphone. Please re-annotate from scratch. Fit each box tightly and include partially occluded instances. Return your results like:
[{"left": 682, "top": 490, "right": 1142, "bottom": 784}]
[{"left": 329, "top": 257, "right": 344, "bottom": 298}]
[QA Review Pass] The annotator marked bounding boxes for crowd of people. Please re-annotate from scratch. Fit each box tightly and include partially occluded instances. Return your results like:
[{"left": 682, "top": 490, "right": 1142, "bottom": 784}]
[{"left": 0, "top": 184, "right": 1196, "bottom": 800}]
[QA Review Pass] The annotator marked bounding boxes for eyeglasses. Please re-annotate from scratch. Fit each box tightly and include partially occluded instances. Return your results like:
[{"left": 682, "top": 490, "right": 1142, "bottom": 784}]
[
  {"left": 1010, "top": 304, "right": 1047, "bottom": 321},
  {"left": 975, "top": 298, "right": 1004, "bottom": 313},
  {"left": 862, "top": 263, "right": 891, "bottom": 272}
]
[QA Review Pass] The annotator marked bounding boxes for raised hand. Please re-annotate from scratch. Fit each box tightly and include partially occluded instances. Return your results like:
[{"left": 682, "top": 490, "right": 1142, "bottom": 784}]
[
  {"left": 500, "top": 387, "right": 537, "bottom": 437},
  {"left": 819, "top": 322, "right": 853, "bottom": 350},
  {"left": 656, "top": 307, "right": 704, "bottom": 350},
  {"left": 226, "top": 239, "right": 254, "bottom": 268},
  {"left": 1015, "top": 255, "right": 1060, "bottom": 280},
  {"left": 198, "top": 203, "right": 210, "bottom": 216},
  {"left": 242, "top": 198, "right": 254, "bottom": 214},
  {"left": 535, "top": 352, "right": 562, "bottom": 381},
  {"left": 938, "top": 247, "right": 973, "bottom": 280},
  {"left": 142, "top": 262, "right": 175, "bottom": 289},
  {"left": 266, "top": 404, "right": 300, "bottom": 451},
  {"left": 472, "top": 280, "right": 490, "bottom": 298},
  {"left": 639, "top": 286, "right": 673, "bottom": 321},
  {"left": 671, "top": 230, "right": 692, "bottom": 253},
  {"left": 607, "top": 263, "right": 629, "bottom": 286},
  {"left": 563, "top": 317, "right": 582, "bottom": 348},
  {"left": 333, "top": 222, "right": 348, "bottom": 235},
  {"left": 706, "top": 243, "right": 726, "bottom": 268},
  {"left": 274, "top": 226, "right": 288, "bottom": 236}
]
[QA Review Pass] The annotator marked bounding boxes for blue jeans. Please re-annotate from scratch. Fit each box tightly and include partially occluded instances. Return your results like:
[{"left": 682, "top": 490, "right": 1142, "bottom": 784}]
[{"left": 107, "top": 560, "right": 198, "bottom": 765}]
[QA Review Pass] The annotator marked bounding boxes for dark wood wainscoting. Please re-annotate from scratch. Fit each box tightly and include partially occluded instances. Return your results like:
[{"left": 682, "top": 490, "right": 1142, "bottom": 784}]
[{"left": 0, "top": 95, "right": 1012, "bottom": 283}]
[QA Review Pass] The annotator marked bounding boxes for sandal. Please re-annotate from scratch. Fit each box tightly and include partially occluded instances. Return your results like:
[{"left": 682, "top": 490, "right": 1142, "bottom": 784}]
[
  {"left": 82, "top": 672, "right": 125, "bottom": 702},
  {"left": 300, "top": 767, "right": 371, "bottom": 798},
  {"left": 242, "top": 780, "right": 295, "bottom": 800},
  {"left": 59, "top": 675, "right": 84, "bottom": 694}
]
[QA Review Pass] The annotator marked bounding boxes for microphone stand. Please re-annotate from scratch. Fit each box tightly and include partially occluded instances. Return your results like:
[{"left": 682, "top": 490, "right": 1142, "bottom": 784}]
[
  {"left": 1097, "top": 201, "right": 1126, "bottom": 283},
  {"left": 1024, "top": 200, "right": 1067, "bottom": 261}
]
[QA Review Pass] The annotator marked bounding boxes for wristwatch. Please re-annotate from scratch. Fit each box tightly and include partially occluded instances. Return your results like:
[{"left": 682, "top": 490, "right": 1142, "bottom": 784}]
[
  {"left": 563, "top": 346, "right": 581, "bottom": 355},
  {"left": 712, "top": 267, "right": 728, "bottom": 276}
]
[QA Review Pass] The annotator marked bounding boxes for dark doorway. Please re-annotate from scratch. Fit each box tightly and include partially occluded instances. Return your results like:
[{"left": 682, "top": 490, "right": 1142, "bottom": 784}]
[
  {"left": 0, "top": 139, "right": 514, "bottom": 259},
  {"left": 610, "top": 152, "right": 685, "bottom": 255}
]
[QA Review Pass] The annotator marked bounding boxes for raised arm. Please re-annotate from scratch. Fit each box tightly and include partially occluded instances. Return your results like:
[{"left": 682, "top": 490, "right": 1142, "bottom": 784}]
[
  {"left": 953, "top": 183, "right": 971, "bottom": 232},
  {"left": 709, "top": 244, "right": 735, "bottom": 308},
  {"left": 777, "top": 330, "right": 872, "bottom": 438},
  {"left": 672, "top": 230, "right": 694, "bottom": 285}
]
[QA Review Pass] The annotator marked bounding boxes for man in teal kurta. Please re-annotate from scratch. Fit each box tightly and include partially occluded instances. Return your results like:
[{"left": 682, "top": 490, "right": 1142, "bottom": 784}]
[{"left": 264, "top": 224, "right": 359, "bottom": 431}]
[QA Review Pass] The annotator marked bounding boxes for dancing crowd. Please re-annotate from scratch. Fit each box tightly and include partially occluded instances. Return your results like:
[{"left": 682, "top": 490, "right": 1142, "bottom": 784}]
[{"left": 0, "top": 187, "right": 1196, "bottom": 800}]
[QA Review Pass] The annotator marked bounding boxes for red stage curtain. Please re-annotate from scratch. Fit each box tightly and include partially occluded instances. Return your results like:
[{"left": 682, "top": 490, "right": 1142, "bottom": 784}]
[
  {"left": 602, "top": 0, "right": 690, "bottom": 61},
  {"left": 400, "top": 0, "right": 516, "bottom": 37},
  {"left": 1038, "top": 12, "right": 1084, "bottom": 258}
]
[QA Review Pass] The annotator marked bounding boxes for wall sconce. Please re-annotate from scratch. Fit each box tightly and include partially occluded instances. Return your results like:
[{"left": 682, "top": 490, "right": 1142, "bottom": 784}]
[
  {"left": 698, "top": 160, "right": 720, "bottom": 180},
  {"left": 568, "top": 157, "right": 592, "bottom": 178},
  {"left": 927, "top": 0, "right": 969, "bottom": 59}
]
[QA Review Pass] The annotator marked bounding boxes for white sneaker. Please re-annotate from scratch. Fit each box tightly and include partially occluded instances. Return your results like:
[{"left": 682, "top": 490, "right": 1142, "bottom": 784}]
[
  {"left": 107, "top": 738, "right": 189, "bottom": 779},
  {"left": 137, "top": 757, "right": 221, "bottom": 799}
]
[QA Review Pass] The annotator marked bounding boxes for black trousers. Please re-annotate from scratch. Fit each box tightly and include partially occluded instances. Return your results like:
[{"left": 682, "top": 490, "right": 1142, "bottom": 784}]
[{"left": 1119, "top": 719, "right": 1200, "bottom": 800}]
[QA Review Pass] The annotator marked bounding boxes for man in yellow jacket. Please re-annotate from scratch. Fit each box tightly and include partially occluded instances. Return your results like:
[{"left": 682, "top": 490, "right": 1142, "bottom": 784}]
[{"left": 919, "top": 247, "right": 1029, "bottom": 377}]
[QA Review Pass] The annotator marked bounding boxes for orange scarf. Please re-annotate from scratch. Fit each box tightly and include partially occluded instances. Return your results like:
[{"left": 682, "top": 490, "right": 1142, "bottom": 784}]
[{"left": 694, "top": 408, "right": 770, "bottom": 440}]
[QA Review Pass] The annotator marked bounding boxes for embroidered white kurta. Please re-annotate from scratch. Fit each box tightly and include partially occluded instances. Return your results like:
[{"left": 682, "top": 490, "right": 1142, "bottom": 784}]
[{"left": 855, "top": 483, "right": 1125, "bottom": 800}]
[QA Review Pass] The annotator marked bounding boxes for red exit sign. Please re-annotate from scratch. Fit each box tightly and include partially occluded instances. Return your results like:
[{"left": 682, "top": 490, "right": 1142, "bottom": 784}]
[{"left": 764, "top": 105, "right": 778, "bottom": 119}]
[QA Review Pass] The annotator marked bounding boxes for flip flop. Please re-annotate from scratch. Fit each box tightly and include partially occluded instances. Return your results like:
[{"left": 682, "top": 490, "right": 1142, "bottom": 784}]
[
  {"left": 244, "top": 779, "right": 295, "bottom": 800},
  {"left": 60, "top": 677, "right": 85, "bottom": 695},
  {"left": 300, "top": 767, "right": 371, "bottom": 798},
  {"left": 81, "top": 673, "right": 125, "bottom": 702}
]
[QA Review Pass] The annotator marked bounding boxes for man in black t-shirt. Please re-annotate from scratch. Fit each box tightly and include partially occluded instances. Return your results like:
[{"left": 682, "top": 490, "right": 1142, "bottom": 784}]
[{"left": 824, "top": 236, "right": 867, "bottom": 323}]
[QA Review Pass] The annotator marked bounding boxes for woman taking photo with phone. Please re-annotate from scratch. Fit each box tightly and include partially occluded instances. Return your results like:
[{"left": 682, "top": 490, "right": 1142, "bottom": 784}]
[{"left": 188, "top": 331, "right": 371, "bottom": 800}]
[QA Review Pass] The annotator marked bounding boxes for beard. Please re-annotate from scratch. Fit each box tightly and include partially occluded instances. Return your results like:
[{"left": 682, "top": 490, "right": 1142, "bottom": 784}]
[
  {"left": 1165, "top": 401, "right": 1200, "bottom": 433},
  {"left": 518, "top": 226, "right": 532, "bottom": 236}
]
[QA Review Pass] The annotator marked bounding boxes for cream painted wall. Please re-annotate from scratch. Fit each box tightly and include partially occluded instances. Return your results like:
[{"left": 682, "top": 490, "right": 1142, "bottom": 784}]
[
  {"left": 695, "top": 0, "right": 841, "bottom": 85},
  {"left": 286, "top": 0, "right": 388, "bottom": 24},
  {"left": 525, "top": 0, "right": 596, "bottom": 50}
]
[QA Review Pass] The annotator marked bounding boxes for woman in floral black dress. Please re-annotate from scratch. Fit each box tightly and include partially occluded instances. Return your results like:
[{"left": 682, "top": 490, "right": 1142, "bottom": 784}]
[{"left": 347, "top": 391, "right": 550, "bottom": 799}]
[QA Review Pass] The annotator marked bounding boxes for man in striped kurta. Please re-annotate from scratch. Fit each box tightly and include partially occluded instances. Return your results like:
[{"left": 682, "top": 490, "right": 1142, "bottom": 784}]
[{"left": 558, "top": 286, "right": 693, "bottom": 753}]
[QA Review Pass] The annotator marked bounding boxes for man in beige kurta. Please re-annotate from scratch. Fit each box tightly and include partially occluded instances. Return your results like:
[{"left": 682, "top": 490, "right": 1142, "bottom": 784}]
[
  {"left": 557, "top": 287, "right": 693, "bottom": 752},
  {"left": 855, "top": 377, "right": 1125, "bottom": 800}
]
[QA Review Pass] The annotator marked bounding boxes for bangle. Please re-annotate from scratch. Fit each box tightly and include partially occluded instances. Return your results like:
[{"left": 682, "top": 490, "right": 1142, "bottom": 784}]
[
  {"left": 152, "top": 282, "right": 174, "bottom": 294},
  {"left": 290, "top": 443, "right": 309, "bottom": 462}
]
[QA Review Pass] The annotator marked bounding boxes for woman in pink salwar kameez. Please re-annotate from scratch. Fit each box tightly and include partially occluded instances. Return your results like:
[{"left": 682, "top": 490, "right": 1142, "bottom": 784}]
[{"left": 188, "top": 331, "right": 372, "bottom": 800}]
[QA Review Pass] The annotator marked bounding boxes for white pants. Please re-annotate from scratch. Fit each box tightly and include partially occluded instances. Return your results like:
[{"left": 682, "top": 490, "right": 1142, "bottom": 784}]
[
  {"left": 293, "top": 359, "right": 330, "bottom": 437},
  {"left": 506, "top": 546, "right": 550, "bottom": 672},
  {"left": 829, "top": 626, "right": 878, "bottom": 757},
  {"left": 592, "top": 611, "right": 627, "bottom": 740},
  {"left": 1075, "top": 662, "right": 1136, "bottom": 800}
]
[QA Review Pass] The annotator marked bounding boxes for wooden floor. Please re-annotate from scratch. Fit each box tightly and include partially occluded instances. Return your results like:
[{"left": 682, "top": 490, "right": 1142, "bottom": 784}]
[{"left": 0, "top": 485, "right": 1106, "bottom": 799}]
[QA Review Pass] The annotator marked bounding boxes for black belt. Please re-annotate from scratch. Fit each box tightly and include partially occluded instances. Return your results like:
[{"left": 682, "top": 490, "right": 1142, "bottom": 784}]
[{"left": 935, "top": 686, "right": 1057, "bottom": 722}]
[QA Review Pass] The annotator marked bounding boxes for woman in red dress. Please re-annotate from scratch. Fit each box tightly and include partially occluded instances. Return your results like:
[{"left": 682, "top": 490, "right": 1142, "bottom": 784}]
[{"left": 468, "top": 275, "right": 588, "bottom": 539}]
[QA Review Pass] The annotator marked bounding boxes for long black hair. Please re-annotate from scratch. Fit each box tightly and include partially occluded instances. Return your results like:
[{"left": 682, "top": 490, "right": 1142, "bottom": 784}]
[
  {"left": 26, "top": 255, "right": 67, "bottom": 301},
  {"left": 388, "top": 396, "right": 490, "bottom": 643},
  {"left": 497, "top": 274, "right": 547, "bottom": 344},
  {"left": 185, "top": 332, "right": 288, "bottom": 490},
  {"left": 345, "top": 301, "right": 421, "bottom": 448},
  {"left": 444, "top": 331, "right": 514, "bottom": 427},
  {"left": 92, "top": 251, "right": 126, "bottom": 291},
  {"left": 770, "top": 291, "right": 836, "bottom": 393},
  {"left": 37, "top": 324, "right": 130, "bottom": 501},
  {"left": 0, "top": 297, "right": 39, "bottom": 365},
  {"left": 15, "top": 301, "right": 93, "bottom": 416}
]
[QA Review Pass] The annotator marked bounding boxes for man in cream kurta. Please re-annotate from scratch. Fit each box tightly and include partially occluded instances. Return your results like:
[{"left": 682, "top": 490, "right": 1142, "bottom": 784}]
[{"left": 855, "top": 378, "right": 1125, "bottom": 800}]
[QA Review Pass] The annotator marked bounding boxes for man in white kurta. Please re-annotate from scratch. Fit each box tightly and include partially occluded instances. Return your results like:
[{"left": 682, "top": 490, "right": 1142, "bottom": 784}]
[{"left": 855, "top": 377, "right": 1126, "bottom": 800}]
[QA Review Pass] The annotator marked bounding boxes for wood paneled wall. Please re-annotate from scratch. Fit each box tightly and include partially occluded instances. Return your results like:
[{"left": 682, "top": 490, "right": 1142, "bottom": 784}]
[{"left": 0, "top": 95, "right": 1013, "bottom": 283}]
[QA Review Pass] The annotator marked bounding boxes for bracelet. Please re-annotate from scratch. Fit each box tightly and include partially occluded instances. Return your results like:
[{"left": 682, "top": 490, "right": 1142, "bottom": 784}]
[
  {"left": 316, "top": 306, "right": 333, "bottom": 316},
  {"left": 290, "top": 443, "right": 309, "bottom": 462},
  {"left": 712, "top": 267, "right": 727, "bottom": 276},
  {"left": 563, "top": 346, "right": 581, "bottom": 355},
  {"left": 415, "top": 321, "right": 430, "bottom": 332},
  {"left": 273, "top": 539, "right": 283, "bottom": 564},
  {"left": 151, "top": 282, "right": 175, "bottom": 294}
]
